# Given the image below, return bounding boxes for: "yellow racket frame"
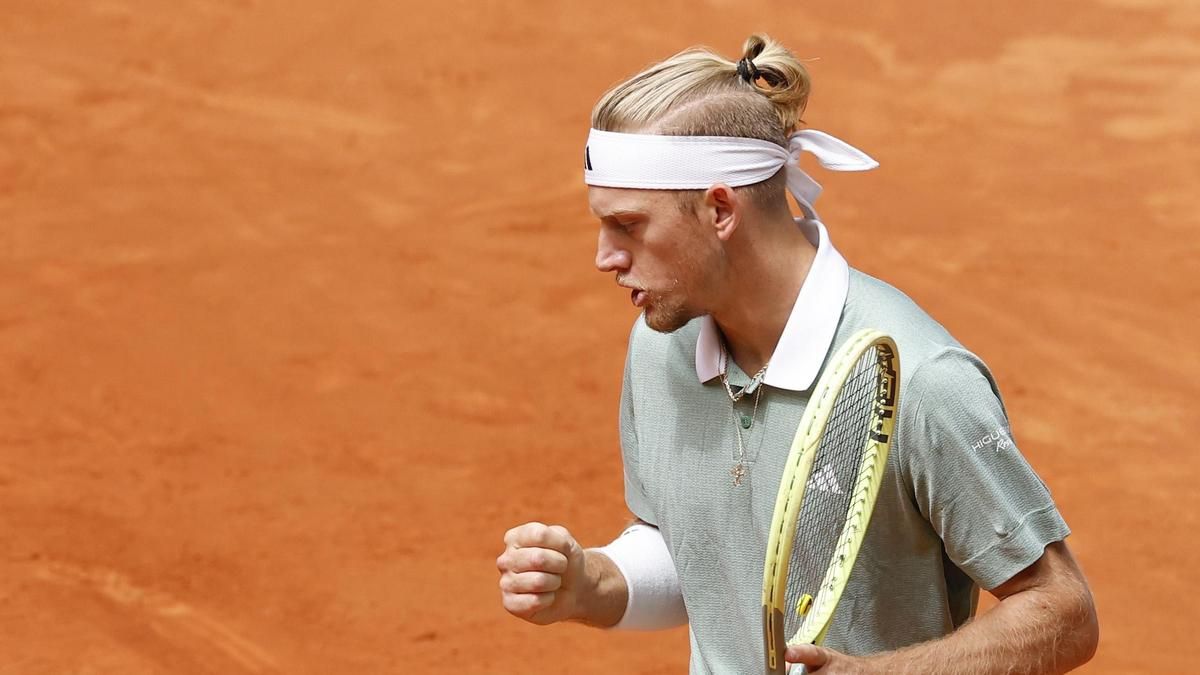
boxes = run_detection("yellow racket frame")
[762,329,899,673]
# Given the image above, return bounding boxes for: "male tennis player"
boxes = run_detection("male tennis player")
[497,35,1098,673]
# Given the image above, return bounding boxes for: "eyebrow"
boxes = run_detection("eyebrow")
[592,207,645,219]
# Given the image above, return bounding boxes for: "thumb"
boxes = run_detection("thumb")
[547,525,586,582]
[785,643,832,668]
[548,525,585,561]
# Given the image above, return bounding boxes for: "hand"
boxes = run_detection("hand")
[786,644,871,674]
[496,522,588,625]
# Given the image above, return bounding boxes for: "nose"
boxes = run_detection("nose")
[595,229,631,273]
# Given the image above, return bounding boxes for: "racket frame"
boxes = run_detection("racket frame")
[761,329,900,673]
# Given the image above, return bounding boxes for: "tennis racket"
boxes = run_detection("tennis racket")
[761,328,900,674]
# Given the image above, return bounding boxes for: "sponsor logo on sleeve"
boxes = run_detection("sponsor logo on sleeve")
[971,429,1012,453]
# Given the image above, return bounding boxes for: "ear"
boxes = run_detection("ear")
[703,183,740,242]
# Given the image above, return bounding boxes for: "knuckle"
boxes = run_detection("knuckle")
[513,522,549,546]
[502,572,521,592]
[505,522,544,545]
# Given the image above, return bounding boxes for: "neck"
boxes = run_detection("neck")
[710,212,815,378]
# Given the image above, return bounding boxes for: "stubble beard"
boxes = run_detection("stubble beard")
[642,279,696,334]
[638,218,720,334]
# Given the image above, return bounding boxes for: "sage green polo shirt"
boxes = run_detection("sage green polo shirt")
[618,221,1070,674]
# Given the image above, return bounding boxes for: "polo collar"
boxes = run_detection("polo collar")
[694,219,849,392]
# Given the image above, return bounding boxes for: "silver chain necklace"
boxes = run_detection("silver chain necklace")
[719,345,768,486]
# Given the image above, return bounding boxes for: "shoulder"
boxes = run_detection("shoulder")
[839,269,1007,421]
[909,347,998,395]
[898,345,1014,469]
[840,269,984,387]
[842,269,955,358]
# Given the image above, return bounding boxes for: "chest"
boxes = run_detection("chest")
[631,383,811,551]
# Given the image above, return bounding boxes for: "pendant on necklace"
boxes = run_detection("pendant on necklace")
[739,413,753,429]
[731,461,746,486]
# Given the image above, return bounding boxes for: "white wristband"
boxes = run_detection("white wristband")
[590,523,688,630]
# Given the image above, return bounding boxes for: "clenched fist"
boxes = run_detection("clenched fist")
[496,522,628,627]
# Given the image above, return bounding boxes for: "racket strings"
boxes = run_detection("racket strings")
[783,346,882,640]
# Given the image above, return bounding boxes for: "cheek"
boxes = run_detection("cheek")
[675,233,720,276]
[639,214,717,284]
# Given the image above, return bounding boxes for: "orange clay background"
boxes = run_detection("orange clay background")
[1,1,1198,673]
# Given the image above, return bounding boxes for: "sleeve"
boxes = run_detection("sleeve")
[620,320,658,526]
[899,347,1071,590]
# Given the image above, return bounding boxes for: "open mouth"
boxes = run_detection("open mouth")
[631,288,648,307]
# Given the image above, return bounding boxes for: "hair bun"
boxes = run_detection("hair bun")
[738,34,810,132]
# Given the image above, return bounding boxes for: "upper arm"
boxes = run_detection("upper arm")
[990,540,1090,601]
[900,348,1071,590]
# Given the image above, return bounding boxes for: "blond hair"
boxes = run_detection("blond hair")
[591,35,812,211]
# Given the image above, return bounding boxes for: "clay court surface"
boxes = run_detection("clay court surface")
[1,1,1197,672]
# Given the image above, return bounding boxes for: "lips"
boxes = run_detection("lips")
[619,277,649,307]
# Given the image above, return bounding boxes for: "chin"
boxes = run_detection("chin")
[643,302,696,334]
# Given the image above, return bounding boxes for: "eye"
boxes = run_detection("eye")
[600,216,638,235]
[618,214,647,232]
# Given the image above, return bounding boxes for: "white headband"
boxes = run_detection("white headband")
[583,128,878,220]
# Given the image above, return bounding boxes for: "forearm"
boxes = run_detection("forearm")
[585,523,688,630]
[569,549,629,627]
[866,581,1098,674]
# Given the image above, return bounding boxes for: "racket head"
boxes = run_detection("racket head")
[762,329,900,673]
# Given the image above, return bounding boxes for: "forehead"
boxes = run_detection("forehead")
[587,186,676,218]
